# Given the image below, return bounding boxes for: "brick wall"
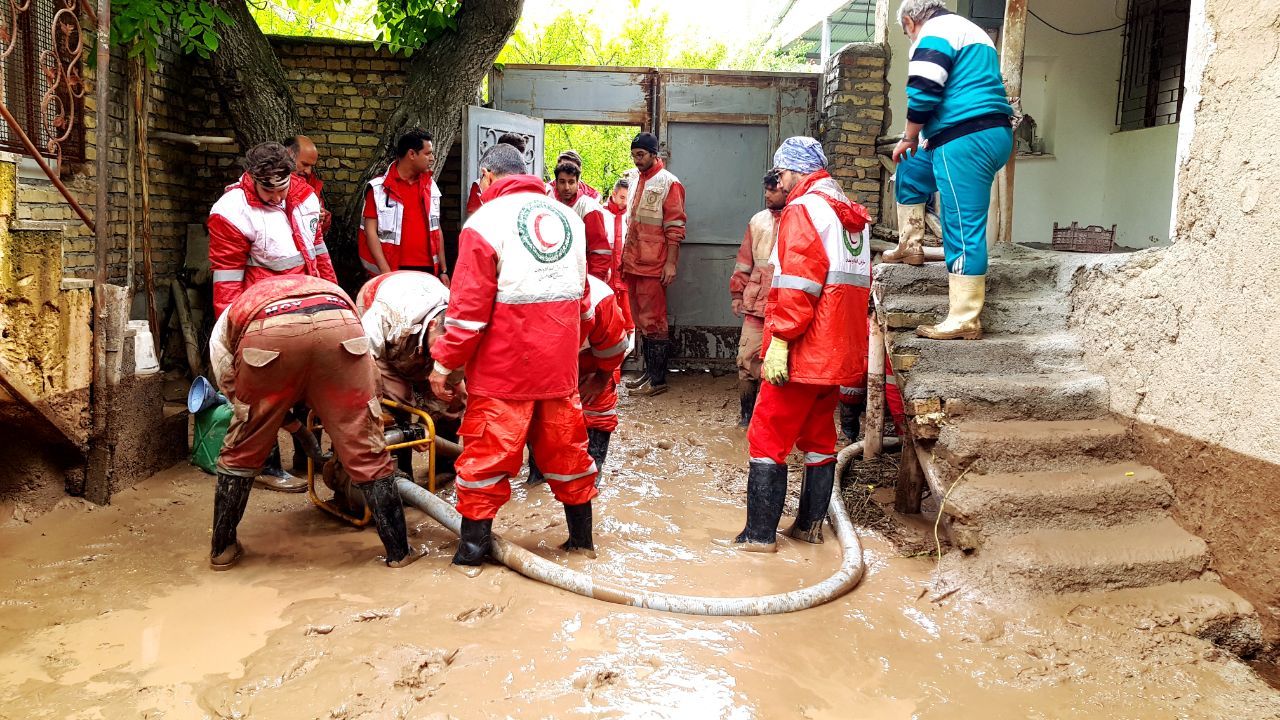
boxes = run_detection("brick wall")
[820,43,890,223]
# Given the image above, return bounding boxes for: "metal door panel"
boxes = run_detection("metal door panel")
[461,106,545,221]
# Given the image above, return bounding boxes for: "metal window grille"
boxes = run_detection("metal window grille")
[1116,0,1190,131]
[0,0,86,161]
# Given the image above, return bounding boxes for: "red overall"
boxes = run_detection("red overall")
[747,170,872,465]
[621,159,686,339]
[581,276,629,431]
[433,175,598,521]
[604,198,635,333]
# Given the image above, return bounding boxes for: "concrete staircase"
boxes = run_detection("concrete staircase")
[875,246,1263,656]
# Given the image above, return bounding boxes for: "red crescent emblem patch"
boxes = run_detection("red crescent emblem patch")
[533,212,558,249]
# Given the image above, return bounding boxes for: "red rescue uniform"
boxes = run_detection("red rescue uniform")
[581,275,629,432]
[433,174,598,521]
[747,170,872,465]
[358,162,446,277]
[556,188,614,282]
[603,197,635,333]
[621,159,686,339]
[208,173,336,317]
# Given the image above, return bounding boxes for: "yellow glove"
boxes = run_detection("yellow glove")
[762,336,790,386]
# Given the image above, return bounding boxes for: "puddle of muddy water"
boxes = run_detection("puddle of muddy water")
[2,375,1279,720]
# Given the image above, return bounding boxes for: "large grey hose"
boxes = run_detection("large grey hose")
[395,438,898,616]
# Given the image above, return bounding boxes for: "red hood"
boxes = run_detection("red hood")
[232,172,314,213]
[481,174,549,203]
[606,199,625,214]
[787,169,869,235]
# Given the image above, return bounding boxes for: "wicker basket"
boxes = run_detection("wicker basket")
[1052,222,1116,253]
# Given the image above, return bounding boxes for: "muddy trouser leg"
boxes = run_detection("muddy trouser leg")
[839,383,866,442]
[586,429,611,482]
[737,316,764,427]
[529,394,599,551]
[452,396,536,565]
[788,386,839,543]
[623,274,650,388]
[211,474,253,566]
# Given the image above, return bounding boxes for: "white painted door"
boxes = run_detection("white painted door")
[461,106,545,221]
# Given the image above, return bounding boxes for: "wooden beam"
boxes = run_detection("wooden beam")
[894,430,925,514]
[0,361,86,452]
[995,0,1028,245]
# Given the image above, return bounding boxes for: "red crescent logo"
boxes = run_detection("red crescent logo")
[533,212,557,249]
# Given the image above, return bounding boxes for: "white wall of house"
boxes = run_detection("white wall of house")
[883,0,1177,248]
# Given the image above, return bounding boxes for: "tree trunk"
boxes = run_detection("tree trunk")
[207,0,301,148]
[332,0,524,280]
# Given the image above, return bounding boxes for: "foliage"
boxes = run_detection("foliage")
[110,0,231,68]
[250,0,377,40]
[545,124,636,195]
[370,0,459,54]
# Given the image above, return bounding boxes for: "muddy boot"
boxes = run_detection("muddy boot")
[396,448,414,477]
[717,462,788,553]
[633,338,670,397]
[526,442,546,485]
[884,203,927,265]
[359,474,425,568]
[256,447,306,493]
[561,501,595,557]
[917,273,985,341]
[210,474,253,570]
[290,428,324,475]
[786,462,836,544]
[840,400,864,442]
[737,378,758,428]
[452,517,493,576]
[624,338,651,390]
[586,429,611,482]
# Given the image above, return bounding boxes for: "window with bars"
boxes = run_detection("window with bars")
[1117,0,1190,131]
[0,0,86,161]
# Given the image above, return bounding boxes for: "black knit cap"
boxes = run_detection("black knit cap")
[631,132,660,155]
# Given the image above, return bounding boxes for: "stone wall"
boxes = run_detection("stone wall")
[1069,1,1280,642]
[820,43,890,223]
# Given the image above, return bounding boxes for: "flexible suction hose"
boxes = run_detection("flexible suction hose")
[395,437,899,616]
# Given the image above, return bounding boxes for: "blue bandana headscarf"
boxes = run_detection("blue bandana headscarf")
[772,136,827,173]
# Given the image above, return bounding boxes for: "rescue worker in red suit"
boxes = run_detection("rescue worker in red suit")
[283,135,331,238]
[466,133,529,216]
[553,160,613,281]
[621,132,687,398]
[528,274,628,485]
[603,177,636,340]
[359,128,448,282]
[208,142,337,492]
[207,275,424,570]
[428,143,599,574]
[548,150,601,200]
[723,137,871,552]
[729,171,786,427]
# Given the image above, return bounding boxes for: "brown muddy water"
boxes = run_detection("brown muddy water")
[2,375,1278,719]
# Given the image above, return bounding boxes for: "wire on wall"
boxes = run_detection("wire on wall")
[1029,8,1125,35]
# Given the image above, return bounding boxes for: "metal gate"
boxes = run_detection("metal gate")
[488,65,820,366]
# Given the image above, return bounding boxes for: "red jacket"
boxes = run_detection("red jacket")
[299,172,331,235]
[730,208,780,319]
[764,170,872,386]
[208,173,336,317]
[621,159,686,278]
[466,180,483,215]
[557,188,613,282]
[432,175,590,401]
[604,198,634,332]
[357,163,446,276]
[580,275,628,379]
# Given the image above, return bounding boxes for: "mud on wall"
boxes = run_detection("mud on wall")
[1069,0,1280,641]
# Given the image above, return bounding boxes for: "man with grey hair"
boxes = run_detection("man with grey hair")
[428,142,600,575]
[884,0,1013,341]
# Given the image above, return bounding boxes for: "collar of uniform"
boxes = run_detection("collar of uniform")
[606,199,625,214]
[299,171,323,194]
[786,168,833,204]
[555,186,583,208]
[382,162,429,203]
[236,172,290,211]
[481,174,548,203]
[639,158,666,181]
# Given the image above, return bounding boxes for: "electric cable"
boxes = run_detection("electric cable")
[1028,8,1125,36]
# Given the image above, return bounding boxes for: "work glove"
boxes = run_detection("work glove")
[762,337,790,386]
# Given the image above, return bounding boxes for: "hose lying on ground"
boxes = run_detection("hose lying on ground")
[394,437,899,617]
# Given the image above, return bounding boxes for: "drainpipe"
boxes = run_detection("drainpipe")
[87,0,113,504]
[821,17,832,71]
[995,0,1027,245]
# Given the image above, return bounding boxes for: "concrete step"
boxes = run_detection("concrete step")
[903,370,1110,422]
[874,255,1067,297]
[882,293,1070,334]
[1054,580,1263,657]
[980,517,1209,593]
[944,461,1173,549]
[891,332,1084,374]
[935,418,1130,475]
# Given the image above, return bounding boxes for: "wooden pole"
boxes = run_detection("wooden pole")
[169,279,204,378]
[865,316,885,460]
[995,0,1027,245]
[894,430,925,514]
[874,0,890,46]
[87,0,113,504]
[133,62,159,346]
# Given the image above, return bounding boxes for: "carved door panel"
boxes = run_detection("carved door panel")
[461,106,545,221]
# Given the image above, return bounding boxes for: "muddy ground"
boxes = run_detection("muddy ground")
[2,374,1279,719]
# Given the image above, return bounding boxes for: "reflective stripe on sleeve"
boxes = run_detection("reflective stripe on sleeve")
[733,262,752,273]
[444,317,487,332]
[826,271,871,288]
[213,269,245,282]
[592,339,628,358]
[773,274,822,297]
[247,253,304,271]
[314,243,330,256]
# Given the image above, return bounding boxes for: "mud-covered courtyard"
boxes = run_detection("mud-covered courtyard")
[2,375,1278,719]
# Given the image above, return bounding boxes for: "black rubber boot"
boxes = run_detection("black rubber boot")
[452,517,493,574]
[738,379,758,428]
[526,440,546,485]
[256,446,306,492]
[624,337,651,389]
[648,338,670,388]
[211,474,253,570]
[561,501,595,555]
[396,448,414,476]
[586,429,611,481]
[358,474,423,568]
[291,429,324,475]
[721,462,788,552]
[786,462,837,544]
[840,401,864,442]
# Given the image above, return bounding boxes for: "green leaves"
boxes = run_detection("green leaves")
[371,0,460,55]
[111,0,229,69]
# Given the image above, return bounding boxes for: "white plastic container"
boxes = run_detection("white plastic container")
[128,320,160,376]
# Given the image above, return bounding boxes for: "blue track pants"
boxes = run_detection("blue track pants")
[895,127,1013,276]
